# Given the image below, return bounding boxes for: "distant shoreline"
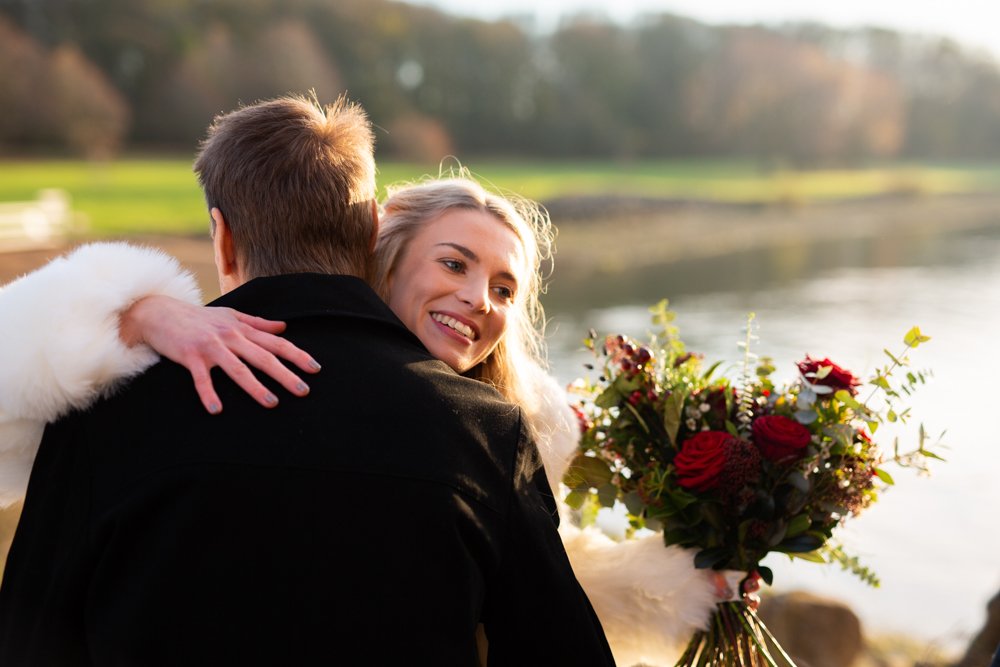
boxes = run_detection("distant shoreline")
[550,191,1000,279]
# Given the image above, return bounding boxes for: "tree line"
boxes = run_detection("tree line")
[2,0,999,165]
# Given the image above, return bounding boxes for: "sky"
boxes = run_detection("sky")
[406,0,1000,60]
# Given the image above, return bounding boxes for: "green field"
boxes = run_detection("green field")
[1,158,998,235]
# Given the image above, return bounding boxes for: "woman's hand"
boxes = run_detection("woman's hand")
[120,295,321,414]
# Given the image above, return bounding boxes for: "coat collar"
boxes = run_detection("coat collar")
[207,273,417,342]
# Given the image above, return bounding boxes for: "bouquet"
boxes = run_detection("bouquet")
[565,300,941,666]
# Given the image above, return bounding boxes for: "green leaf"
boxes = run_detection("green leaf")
[597,483,618,508]
[887,409,897,423]
[694,547,731,569]
[787,550,827,564]
[757,566,774,586]
[563,489,587,510]
[662,391,686,446]
[785,513,811,538]
[873,468,895,485]
[702,360,723,381]
[866,420,879,435]
[776,533,825,553]
[835,390,863,410]
[814,365,833,380]
[784,471,811,494]
[871,376,892,391]
[903,326,931,348]
[622,490,645,515]
[563,454,613,489]
[594,384,622,409]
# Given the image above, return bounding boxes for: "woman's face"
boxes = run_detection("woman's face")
[386,208,526,373]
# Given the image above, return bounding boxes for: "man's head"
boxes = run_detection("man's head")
[193,94,377,291]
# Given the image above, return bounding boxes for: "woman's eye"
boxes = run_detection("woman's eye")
[492,285,515,301]
[441,259,464,272]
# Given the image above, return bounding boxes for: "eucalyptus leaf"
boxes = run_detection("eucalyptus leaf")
[903,326,931,347]
[785,470,811,494]
[815,365,833,380]
[835,390,862,410]
[787,550,827,564]
[873,468,895,485]
[795,410,818,425]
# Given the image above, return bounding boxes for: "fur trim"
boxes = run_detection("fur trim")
[0,242,201,422]
[0,242,200,507]
[560,525,717,667]
[0,415,44,507]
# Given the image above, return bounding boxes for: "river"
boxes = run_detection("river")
[542,220,1000,654]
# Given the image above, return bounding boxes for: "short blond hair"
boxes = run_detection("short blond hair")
[194,93,376,280]
[373,174,555,413]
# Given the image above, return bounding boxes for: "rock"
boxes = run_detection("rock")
[758,590,864,667]
[954,588,1000,667]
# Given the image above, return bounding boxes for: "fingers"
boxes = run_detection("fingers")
[190,363,224,415]
[225,338,311,400]
[212,348,284,409]
[246,328,322,374]
[234,311,287,335]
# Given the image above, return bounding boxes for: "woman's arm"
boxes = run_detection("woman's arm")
[0,242,321,422]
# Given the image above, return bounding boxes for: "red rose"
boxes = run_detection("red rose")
[674,431,731,491]
[796,355,860,396]
[752,415,811,462]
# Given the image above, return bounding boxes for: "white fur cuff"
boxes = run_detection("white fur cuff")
[0,242,202,422]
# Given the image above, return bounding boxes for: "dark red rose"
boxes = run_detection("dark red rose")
[674,431,731,491]
[752,415,811,462]
[796,355,860,396]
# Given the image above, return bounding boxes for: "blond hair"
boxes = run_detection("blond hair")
[194,93,376,280]
[373,174,555,416]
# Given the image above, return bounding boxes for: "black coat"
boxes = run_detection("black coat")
[0,274,614,666]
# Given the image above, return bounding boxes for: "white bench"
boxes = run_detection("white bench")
[0,189,75,251]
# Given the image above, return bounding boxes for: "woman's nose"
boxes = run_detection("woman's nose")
[458,279,490,312]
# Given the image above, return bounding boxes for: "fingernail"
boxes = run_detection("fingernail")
[296,382,310,395]
[208,403,222,415]
[264,392,279,406]
[308,359,322,371]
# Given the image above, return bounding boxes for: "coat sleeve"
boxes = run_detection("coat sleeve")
[0,242,200,505]
[527,369,718,666]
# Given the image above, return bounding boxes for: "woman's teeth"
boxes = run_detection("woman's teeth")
[432,313,475,339]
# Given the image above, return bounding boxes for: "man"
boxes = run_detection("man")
[0,95,614,665]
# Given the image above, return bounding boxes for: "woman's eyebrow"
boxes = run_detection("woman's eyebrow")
[436,242,477,261]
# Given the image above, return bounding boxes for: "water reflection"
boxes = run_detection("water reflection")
[542,221,1000,653]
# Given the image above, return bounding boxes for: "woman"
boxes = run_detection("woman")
[0,176,717,666]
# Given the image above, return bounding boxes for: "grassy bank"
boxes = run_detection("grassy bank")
[1,158,999,235]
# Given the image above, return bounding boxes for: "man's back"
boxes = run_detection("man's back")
[0,274,613,666]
